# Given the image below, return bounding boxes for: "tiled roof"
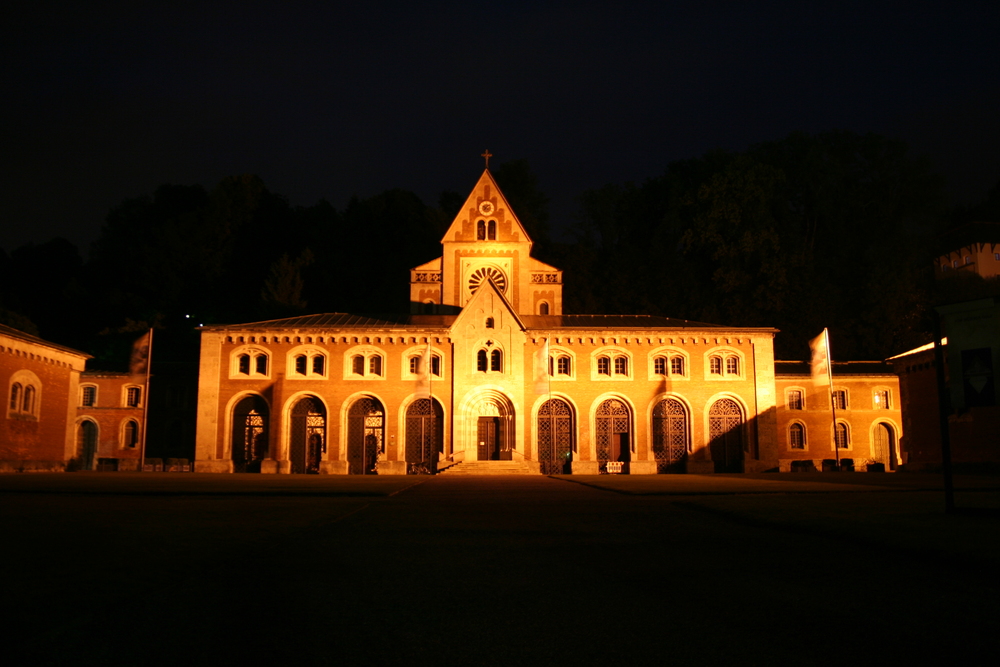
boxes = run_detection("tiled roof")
[201,313,456,330]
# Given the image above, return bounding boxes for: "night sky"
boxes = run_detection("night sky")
[4,1,999,254]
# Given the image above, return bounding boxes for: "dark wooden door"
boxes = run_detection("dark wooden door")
[477,417,501,460]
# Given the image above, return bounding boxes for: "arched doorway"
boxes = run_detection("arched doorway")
[348,397,384,475]
[538,398,574,474]
[596,398,631,472]
[709,398,744,473]
[405,398,443,473]
[77,420,97,471]
[290,396,326,474]
[470,393,514,461]
[232,395,268,473]
[872,422,898,471]
[653,398,689,473]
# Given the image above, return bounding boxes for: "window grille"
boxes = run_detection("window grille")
[788,390,803,410]
[790,423,805,449]
[832,390,847,410]
[874,390,889,409]
[835,423,849,448]
[81,386,96,407]
[126,387,141,407]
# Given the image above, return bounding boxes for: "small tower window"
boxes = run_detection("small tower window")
[477,220,486,240]
[490,349,503,372]
[485,317,494,329]
[487,220,496,240]
[539,302,549,315]
[477,349,488,372]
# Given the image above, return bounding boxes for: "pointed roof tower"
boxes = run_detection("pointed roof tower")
[410,157,562,317]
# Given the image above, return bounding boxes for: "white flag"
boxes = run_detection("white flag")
[130,330,152,377]
[533,338,550,395]
[416,340,431,398]
[809,329,830,387]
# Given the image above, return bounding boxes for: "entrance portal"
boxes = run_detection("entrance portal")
[290,396,325,474]
[232,395,268,473]
[709,398,744,473]
[596,399,632,472]
[477,417,503,460]
[873,422,898,471]
[348,397,384,474]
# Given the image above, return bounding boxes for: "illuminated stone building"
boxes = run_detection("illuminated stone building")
[193,168,792,474]
[1,323,90,472]
[775,361,903,472]
[75,370,146,471]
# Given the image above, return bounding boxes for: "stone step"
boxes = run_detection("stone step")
[438,461,534,475]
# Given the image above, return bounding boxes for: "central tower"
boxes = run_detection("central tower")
[409,167,563,315]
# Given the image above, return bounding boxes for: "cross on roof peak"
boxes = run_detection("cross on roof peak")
[481,149,493,169]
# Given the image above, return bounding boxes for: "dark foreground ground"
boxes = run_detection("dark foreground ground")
[3,472,999,666]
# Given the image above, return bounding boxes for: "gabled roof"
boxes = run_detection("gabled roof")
[0,322,91,359]
[452,278,526,331]
[441,169,532,245]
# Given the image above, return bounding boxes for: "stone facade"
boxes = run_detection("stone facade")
[775,362,903,472]
[75,371,146,471]
[1,323,90,472]
[194,169,788,474]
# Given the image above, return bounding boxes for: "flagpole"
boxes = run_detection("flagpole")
[139,328,153,472]
[825,328,839,469]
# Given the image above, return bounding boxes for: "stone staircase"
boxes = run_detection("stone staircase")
[437,461,535,475]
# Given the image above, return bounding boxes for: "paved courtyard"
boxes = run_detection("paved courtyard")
[4,472,999,666]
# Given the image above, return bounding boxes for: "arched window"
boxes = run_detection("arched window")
[835,422,850,449]
[654,356,667,375]
[789,423,805,449]
[295,355,308,375]
[477,220,486,240]
[352,355,365,375]
[369,355,383,376]
[539,302,549,315]
[709,356,723,375]
[490,349,502,372]
[487,220,496,240]
[670,356,684,376]
[123,420,139,448]
[254,353,268,375]
[238,354,251,375]
[477,349,488,372]
[614,356,628,376]
[597,356,611,376]
[23,385,36,414]
[312,355,325,375]
[10,383,22,411]
[596,399,631,468]
[557,356,571,375]
[726,356,739,375]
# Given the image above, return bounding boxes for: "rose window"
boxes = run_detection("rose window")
[468,267,507,294]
